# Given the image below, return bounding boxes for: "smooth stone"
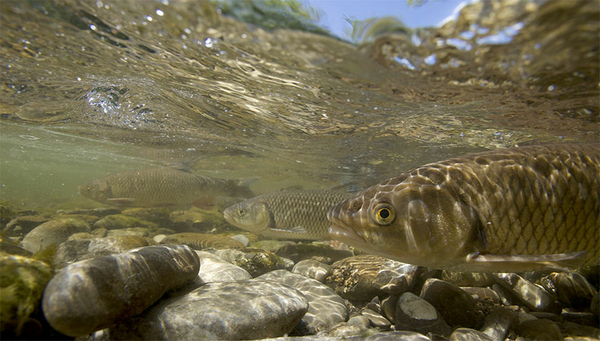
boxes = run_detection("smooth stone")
[292,259,331,283]
[480,306,517,341]
[441,271,496,287]
[420,278,482,329]
[213,248,294,277]
[258,270,347,334]
[106,280,309,340]
[515,318,564,341]
[540,272,597,310]
[229,234,250,246]
[365,331,431,341]
[105,227,154,237]
[120,207,172,226]
[327,255,419,301]
[460,287,501,304]
[361,308,391,329]
[494,273,561,313]
[42,245,199,337]
[491,283,514,306]
[21,218,90,253]
[449,328,493,341]
[562,321,600,339]
[561,310,598,328]
[53,236,154,269]
[347,315,371,329]
[395,292,451,336]
[153,234,167,243]
[169,207,231,233]
[196,251,251,282]
[93,214,157,230]
[329,316,370,338]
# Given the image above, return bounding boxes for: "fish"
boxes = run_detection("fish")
[327,143,600,272]
[79,167,256,207]
[223,189,353,240]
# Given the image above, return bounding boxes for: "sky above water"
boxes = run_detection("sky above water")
[306,0,473,38]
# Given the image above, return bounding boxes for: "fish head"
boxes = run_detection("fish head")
[78,178,112,203]
[328,176,478,268]
[223,198,272,234]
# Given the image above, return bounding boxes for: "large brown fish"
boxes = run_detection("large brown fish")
[79,168,255,207]
[328,144,599,272]
[223,190,352,240]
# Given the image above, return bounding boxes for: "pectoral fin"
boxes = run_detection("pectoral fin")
[270,226,308,234]
[466,252,587,272]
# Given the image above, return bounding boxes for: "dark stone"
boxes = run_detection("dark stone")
[395,292,451,336]
[540,272,596,310]
[42,245,199,336]
[420,278,482,329]
[449,328,493,341]
[493,273,561,313]
[479,307,517,341]
[515,319,564,341]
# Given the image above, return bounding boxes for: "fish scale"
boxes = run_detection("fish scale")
[328,143,599,272]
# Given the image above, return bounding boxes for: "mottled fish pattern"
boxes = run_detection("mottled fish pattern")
[328,144,599,272]
[224,190,352,240]
[79,168,254,207]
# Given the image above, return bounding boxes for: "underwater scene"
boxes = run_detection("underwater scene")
[1,0,599,339]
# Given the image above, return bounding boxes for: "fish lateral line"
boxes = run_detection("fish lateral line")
[269,226,308,234]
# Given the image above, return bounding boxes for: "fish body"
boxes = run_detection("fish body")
[79,168,254,207]
[328,144,600,272]
[223,190,352,240]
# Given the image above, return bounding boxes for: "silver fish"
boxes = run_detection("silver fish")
[79,167,255,207]
[223,190,352,240]
[328,144,600,272]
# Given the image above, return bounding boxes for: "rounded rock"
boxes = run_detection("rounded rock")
[292,259,331,282]
[42,245,199,337]
[395,292,451,336]
[21,219,90,253]
[420,278,482,329]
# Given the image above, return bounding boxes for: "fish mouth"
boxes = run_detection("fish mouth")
[327,204,368,245]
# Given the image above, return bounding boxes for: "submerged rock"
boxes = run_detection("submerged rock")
[515,318,564,341]
[292,259,331,283]
[4,216,50,237]
[53,236,154,269]
[395,292,451,336]
[275,242,354,264]
[42,245,199,337]
[258,270,347,334]
[105,280,309,340]
[213,248,294,277]
[540,272,597,310]
[0,254,53,338]
[420,278,482,329]
[493,273,561,313]
[21,218,90,253]
[327,255,419,301]
[480,307,517,341]
[196,251,252,282]
[448,328,494,341]
[93,214,157,230]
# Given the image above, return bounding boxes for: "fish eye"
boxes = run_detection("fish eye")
[373,203,395,225]
[86,185,91,190]
[238,208,245,216]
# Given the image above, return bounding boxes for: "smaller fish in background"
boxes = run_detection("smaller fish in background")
[223,189,352,240]
[79,167,256,208]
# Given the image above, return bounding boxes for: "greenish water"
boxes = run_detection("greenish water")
[1,0,598,209]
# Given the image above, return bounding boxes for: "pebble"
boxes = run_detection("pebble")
[93,214,157,230]
[160,232,245,250]
[329,316,370,338]
[381,295,399,323]
[229,234,250,246]
[258,269,347,334]
[493,273,561,313]
[515,318,564,341]
[105,280,309,340]
[365,331,431,341]
[540,272,597,310]
[460,286,501,304]
[292,259,331,282]
[361,308,391,329]
[21,218,90,253]
[42,245,199,337]
[327,255,419,301]
[480,306,517,341]
[448,328,494,341]
[213,248,294,277]
[53,235,154,268]
[420,278,482,329]
[395,292,451,336]
[0,254,53,338]
[196,251,252,282]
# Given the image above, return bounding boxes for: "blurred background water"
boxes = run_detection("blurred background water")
[1,0,598,210]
